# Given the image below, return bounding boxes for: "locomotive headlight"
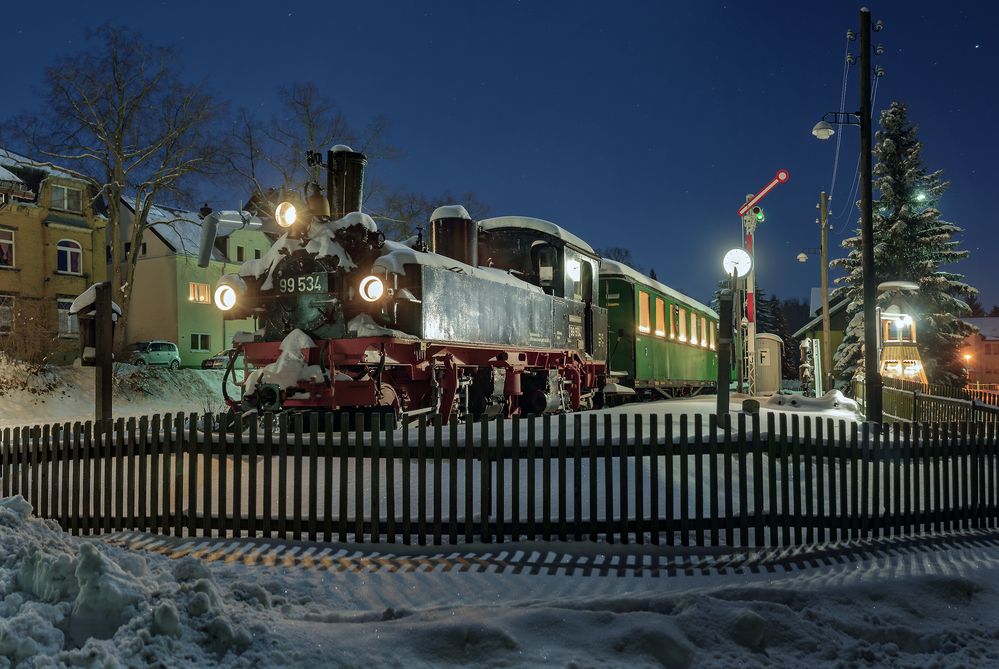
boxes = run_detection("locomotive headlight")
[359,275,385,302]
[214,274,246,312]
[275,201,297,228]
[215,285,237,311]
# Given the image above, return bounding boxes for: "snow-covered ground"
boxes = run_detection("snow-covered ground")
[4,494,999,668]
[0,356,239,428]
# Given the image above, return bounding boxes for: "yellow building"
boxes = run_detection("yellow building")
[121,199,272,367]
[0,148,106,363]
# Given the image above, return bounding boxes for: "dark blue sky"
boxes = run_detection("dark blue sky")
[3,1,996,308]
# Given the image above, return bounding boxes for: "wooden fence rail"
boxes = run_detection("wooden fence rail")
[855,380,999,424]
[1,412,997,548]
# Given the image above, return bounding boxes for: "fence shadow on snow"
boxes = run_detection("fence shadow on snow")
[1,411,997,549]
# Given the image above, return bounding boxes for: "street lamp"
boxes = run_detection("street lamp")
[811,8,885,422]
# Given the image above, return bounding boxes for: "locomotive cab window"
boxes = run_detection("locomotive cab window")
[638,290,651,334]
[531,242,560,296]
[654,297,666,337]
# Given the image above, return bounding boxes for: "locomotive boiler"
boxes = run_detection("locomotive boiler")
[206,146,609,423]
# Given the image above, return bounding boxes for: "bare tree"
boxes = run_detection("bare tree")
[228,82,397,201]
[368,189,492,241]
[1,25,227,351]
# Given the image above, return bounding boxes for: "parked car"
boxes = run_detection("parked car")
[201,349,237,369]
[123,341,181,369]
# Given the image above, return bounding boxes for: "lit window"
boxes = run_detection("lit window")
[50,184,83,213]
[57,298,79,336]
[670,305,677,339]
[188,282,210,304]
[0,295,13,334]
[190,333,211,351]
[690,311,698,346]
[0,229,13,268]
[678,308,687,341]
[654,297,666,337]
[701,316,708,347]
[56,239,83,274]
[638,290,651,334]
[710,322,716,350]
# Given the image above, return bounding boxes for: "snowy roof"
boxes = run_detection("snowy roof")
[809,287,823,316]
[965,317,999,340]
[599,258,717,318]
[0,147,83,181]
[479,216,595,254]
[0,164,24,186]
[68,283,123,320]
[122,197,227,261]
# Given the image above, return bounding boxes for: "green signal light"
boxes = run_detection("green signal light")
[755,211,765,221]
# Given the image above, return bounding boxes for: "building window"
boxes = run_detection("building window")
[254,249,261,260]
[57,298,79,336]
[190,333,211,352]
[56,239,83,275]
[678,307,687,342]
[236,246,244,262]
[141,242,147,256]
[50,184,83,213]
[690,311,698,347]
[638,290,651,334]
[0,230,13,268]
[188,282,210,304]
[0,295,13,334]
[654,297,666,337]
[701,316,708,347]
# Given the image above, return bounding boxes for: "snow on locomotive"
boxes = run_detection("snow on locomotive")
[206,146,609,423]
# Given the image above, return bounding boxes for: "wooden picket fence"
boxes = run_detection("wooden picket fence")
[1,412,998,548]
[854,378,999,423]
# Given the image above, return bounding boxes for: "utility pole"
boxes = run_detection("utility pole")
[859,7,882,422]
[819,191,833,393]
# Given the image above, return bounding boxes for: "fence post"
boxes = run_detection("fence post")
[913,390,920,424]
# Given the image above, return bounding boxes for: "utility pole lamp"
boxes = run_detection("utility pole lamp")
[811,7,885,422]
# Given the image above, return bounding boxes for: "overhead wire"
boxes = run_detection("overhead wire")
[832,70,880,234]
[827,40,851,199]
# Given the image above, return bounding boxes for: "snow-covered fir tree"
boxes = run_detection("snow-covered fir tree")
[831,101,975,385]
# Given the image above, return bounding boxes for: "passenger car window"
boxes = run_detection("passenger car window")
[638,291,651,333]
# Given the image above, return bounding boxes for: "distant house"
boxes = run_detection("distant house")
[0,148,107,363]
[120,198,272,367]
[961,317,999,385]
[792,294,848,378]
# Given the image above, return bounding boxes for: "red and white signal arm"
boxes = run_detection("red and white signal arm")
[737,169,790,217]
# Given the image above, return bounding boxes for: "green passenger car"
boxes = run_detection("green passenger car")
[600,259,718,397]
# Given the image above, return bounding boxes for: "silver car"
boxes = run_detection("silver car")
[124,341,182,369]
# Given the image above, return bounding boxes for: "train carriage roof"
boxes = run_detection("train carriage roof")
[478,216,595,255]
[599,258,718,318]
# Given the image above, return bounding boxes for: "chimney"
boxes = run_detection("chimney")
[430,205,477,267]
[326,144,367,220]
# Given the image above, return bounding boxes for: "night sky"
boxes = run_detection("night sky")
[2,1,996,309]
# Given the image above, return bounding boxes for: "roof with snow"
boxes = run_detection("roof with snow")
[0,147,81,181]
[479,216,595,254]
[599,258,717,318]
[122,197,229,261]
[793,298,848,339]
[965,317,999,340]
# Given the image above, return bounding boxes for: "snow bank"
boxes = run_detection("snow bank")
[243,329,323,396]
[0,496,269,666]
[764,390,862,419]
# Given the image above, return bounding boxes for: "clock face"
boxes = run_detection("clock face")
[723,248,752,278]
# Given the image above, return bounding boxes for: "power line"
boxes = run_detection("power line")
[828,40,852,199]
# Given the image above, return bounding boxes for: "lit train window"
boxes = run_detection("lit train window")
[701,316,708,347]
[690,311,698,346]
[654,297,666,337]
[670,305,678,338]
[709,322,716,350]
[678,308,687,341]
[638,291,651,333]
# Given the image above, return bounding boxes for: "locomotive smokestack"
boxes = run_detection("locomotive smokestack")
[430,205,477,267]
[326,144,367,219]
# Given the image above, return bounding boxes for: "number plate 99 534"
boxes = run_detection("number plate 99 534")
[277,273,327,294]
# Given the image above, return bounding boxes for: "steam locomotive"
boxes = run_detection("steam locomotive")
[206,146,717,423]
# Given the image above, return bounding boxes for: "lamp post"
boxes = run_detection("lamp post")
[811,7,884,422]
